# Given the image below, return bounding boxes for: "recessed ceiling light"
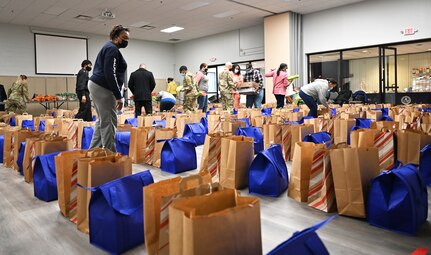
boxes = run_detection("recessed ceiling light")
[427,48,431,51]
[160,26,184,33]
[213,10,240,18]
[181,1,209,11]
[361,50,368,53]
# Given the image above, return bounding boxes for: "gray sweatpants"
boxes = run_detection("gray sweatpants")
[88,80,117,152]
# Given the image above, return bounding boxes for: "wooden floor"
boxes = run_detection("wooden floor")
[0,145,430,255]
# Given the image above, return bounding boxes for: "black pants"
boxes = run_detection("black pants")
[75,91,92,121]
[160,101,175,112]
[274,94,285,108]
[135,100,152,117]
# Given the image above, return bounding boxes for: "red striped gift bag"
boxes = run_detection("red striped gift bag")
[307,147,336,212]
[281,125,292,161]
[263,124,282,149]
[200,133,228,182]
[374,129,395,171]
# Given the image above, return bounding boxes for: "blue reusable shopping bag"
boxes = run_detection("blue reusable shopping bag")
[419,144,431,186]
[89,170,154,255]
[116,131,131,156]
[293,107,300,113]
[82,126,94,150]
[249,144,288,197]
[17,142,26,176]
[161,138,197,174]
[125,118,138,127]
[0,135,4,163]
[355,118,372,129]
[367,164,428,235]
[303,132,332,148]
[268,216,335,255]
[153,120,166,128]
[38,120,46,131]
[234,118,250,127]
[10,117,16,126]
[236,127,263,154]
[262,108,272,116]
[22,119,35,131]
[200,117,208,133]
[183,123,206,146]
[33,151,62,202]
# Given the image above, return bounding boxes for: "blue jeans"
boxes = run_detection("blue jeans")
[245,89,263,108]
[197,95,208,112]
[299,90,318,118]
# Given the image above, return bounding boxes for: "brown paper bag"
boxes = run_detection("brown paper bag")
[330,147,380,218]
[396,129,431,165]
[34,115,53,131]
[333,119,355,145]
[117,112,135,125]
[55,150,88,219]
[366,110,382,121]
[252,116,264,128]
[129,127,155,164]
[153,128,177,167]
[169,189,262,255]
[220,120,246,135]
[200,133,229,182]
[77,121,95,149]
[263,124,282,149]
[370,121,399,131]
[76,154,132,233]
[288,142,326,202]
[143,171,211,255]
[219,136,254,189]
[307,146,337,212]
[12,130,42,171]
[290,124,314,159]
[158,173,216,255]
[137,115,162,127]
[351,128,396,173]
[15,113,33,128]
[35,135,73,155]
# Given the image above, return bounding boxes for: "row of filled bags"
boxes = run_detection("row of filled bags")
[0,136,347,255]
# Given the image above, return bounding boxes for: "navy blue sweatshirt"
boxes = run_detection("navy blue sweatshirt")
[90,41,127,99]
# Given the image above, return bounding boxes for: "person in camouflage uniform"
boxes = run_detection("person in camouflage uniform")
[179,65,198,112]
[218,62,235,111]
[6,75,30,114]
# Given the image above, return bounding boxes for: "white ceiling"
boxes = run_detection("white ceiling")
[0,0,367,43]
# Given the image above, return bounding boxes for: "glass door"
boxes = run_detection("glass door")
[379,47,397,104]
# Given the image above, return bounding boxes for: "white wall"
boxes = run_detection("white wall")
[303,0,431,54]
[0,23,175,80]
[173,25,264,81]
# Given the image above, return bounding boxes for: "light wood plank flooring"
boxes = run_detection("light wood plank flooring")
[0,146,430,255]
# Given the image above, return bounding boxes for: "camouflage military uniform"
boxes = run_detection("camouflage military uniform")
[218,68,235,111]
[182,72,198,112]
[6,81,30,114]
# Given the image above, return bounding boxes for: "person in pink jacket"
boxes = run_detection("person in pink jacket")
[232,64,243,110]
[265,63,291,108]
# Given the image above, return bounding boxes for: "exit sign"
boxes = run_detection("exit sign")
[401,27,418,36]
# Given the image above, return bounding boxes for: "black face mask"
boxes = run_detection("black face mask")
[85,66,92,71]
[119,40,128,48]
[204,68,208,73]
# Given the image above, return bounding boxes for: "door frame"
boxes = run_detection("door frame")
[378,46,398,104]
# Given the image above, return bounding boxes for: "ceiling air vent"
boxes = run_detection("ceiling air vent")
[75,15,93,21]
[168,38,181,42]
[140,25,156,30]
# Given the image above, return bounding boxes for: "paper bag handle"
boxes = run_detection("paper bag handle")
[179,174,203,193]
[85,148,112,157]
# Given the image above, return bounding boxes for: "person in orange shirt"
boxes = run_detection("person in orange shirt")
[232,64,243,109]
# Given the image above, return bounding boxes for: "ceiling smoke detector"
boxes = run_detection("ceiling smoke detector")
[100,9,116,19]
